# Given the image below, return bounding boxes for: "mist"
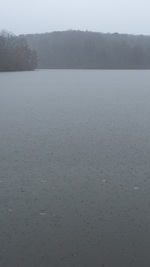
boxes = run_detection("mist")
[1,0,150,36]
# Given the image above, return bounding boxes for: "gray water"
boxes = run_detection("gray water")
[0,70,150,267]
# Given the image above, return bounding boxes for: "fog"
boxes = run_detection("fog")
[1,0,150,35]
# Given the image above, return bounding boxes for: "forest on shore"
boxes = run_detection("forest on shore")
[0,30,37,71]
[24,30,150,69]
[1,30,150,70]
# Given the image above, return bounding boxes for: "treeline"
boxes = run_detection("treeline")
[24,30,150,69]
[0,30,38,71]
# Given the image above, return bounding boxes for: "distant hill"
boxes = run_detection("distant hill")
[24,30,150,69]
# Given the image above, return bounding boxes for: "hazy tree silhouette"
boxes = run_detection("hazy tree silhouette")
[25,30,150,69]
[0,30,38,71]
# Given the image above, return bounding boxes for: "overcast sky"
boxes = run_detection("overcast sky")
[1,0,150,36]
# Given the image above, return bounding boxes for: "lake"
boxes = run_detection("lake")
[0,69,150,266]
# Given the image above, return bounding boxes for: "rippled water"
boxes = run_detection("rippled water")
[1,70,150,266]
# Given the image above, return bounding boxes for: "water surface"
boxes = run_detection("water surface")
[1,70,150,266]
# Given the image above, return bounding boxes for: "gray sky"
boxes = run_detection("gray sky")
[1,0,150,36]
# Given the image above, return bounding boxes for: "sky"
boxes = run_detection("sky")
[1,0,150,36]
